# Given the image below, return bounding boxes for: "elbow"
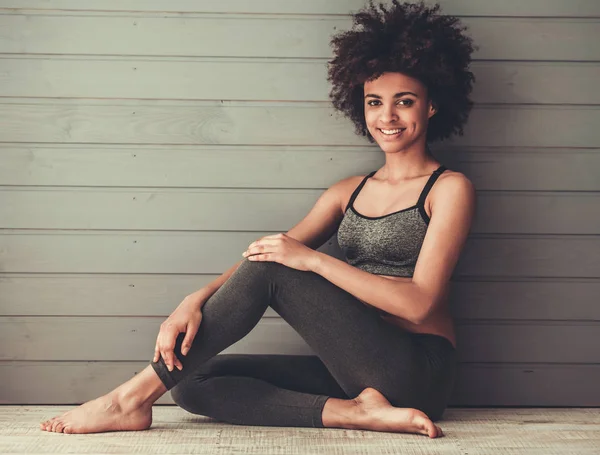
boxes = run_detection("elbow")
[411,301,434,325]
[411,312,426,325]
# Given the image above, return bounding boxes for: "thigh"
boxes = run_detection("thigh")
[252,260,432,408]
[187,353,349,399]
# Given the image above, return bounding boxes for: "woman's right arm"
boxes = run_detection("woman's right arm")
[153,258,246,371]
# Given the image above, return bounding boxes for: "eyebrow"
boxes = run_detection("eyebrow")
[364,92,418,99]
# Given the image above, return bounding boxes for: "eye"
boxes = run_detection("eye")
[366,99,414,107]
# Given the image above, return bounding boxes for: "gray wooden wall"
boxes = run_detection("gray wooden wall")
[1,1,598,406]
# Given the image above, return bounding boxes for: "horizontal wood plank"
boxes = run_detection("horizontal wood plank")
[0,14,599,61]
[1,361,599,406]
[0,102,598,148]
[1,275,598,321]
[4,0,600,17]
[452,364,600,406]
[1,59,599,105]
[1,189,598,235]
[1,317,598,364]
[0,233,598,278]
[2,145,599,191]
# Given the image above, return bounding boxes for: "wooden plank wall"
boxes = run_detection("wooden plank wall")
[0,0,598,406]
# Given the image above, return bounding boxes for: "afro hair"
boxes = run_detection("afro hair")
[327,0,476,143]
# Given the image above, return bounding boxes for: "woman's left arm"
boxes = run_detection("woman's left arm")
[311,173,476,325]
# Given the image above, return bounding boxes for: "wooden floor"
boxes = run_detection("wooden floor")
[1,406,599,454]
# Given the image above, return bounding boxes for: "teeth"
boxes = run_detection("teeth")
[380,128,403,135]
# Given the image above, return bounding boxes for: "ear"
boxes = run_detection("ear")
[428,99,438,119]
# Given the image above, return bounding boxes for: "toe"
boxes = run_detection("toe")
[55,422,65,433]
[423,420,437,438]
[51,419,61,433]
[64,426,72,434]
[412,413,436,438]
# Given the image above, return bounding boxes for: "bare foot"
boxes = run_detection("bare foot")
[39,365,166,434]
[350,387,443,438]
[39,393,152,434]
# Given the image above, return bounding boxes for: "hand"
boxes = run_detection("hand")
[242,233,319,272]
[153,298,204,372]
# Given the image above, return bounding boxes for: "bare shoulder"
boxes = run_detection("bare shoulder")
[438,169,474,189]
[284,173,367,250]
[430,169,477,214]
[334,173,370,212]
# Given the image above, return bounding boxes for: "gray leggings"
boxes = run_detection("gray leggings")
[151,259,457,427]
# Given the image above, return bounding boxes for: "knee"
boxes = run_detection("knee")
[239,258,286,276]
[235,259,301,290]
[170,375,216,415]
[231,258,282,284]
[169,366,213,412]
[169,356,236,411]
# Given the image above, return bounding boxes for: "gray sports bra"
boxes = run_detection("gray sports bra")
[337,165,447,277]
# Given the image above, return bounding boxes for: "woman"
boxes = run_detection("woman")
[40,0,476,438]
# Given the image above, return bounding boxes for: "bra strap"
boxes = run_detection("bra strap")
[344,171,376,212]
[416,165,447,209]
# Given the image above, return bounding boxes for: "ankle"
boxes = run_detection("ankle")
[321,397,363,429]
[113,367,167,410]
[114,387,150,411]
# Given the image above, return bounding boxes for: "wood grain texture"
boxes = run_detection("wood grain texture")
[2,145,599,191]
[1,233,598,277]
[0,101,598,148]
[1,275,598,320]
[1,59,598,105]
[1,0,598,408]
[3,406,600,454]
[1,189,598,234]
[2,362,600,406]
[1,14,599,61]
[1,317,598,364]
[4,0,600,16]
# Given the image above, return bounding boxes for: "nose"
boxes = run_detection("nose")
[379,104,399,124]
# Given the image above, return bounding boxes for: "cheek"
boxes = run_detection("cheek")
[364,110,376,125]
[410,111,430,130]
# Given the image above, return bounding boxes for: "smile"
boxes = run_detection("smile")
[378,128,406,138]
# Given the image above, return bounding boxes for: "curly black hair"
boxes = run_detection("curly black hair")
[327,0,476,143]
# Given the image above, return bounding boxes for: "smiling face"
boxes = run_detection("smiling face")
[363,72,437,152]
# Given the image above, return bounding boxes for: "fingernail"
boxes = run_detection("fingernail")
[177,365,182,371]
[168,365,173,371]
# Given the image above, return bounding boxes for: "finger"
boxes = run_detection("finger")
[153,343,160,363]
[181,323,199,356]
[174,358,183,371]
[160,349,173,371]
[248,253,268,261]
[163,336,178,371]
